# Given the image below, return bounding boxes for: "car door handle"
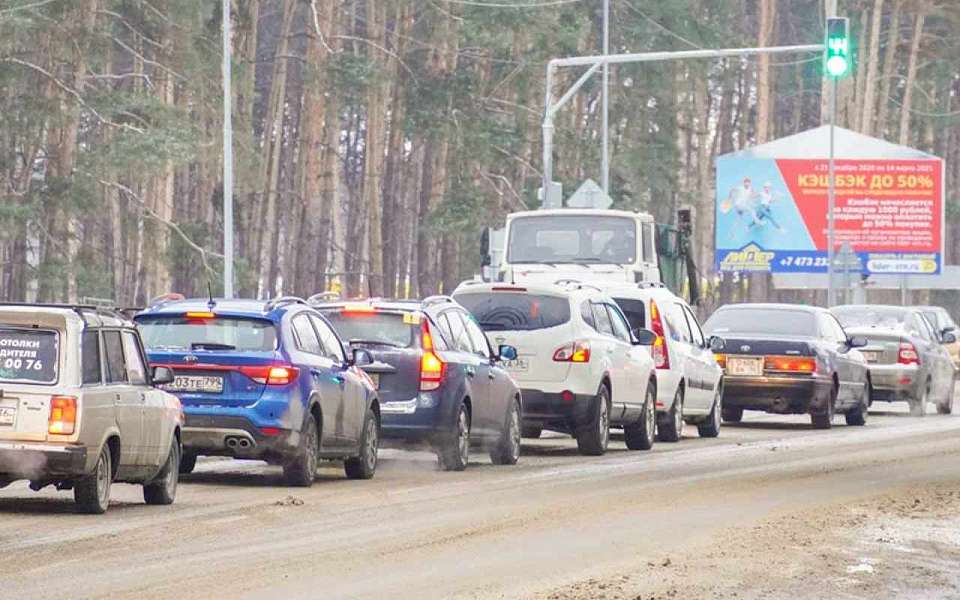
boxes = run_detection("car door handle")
[488,371,495,380]
[465,367,476,378]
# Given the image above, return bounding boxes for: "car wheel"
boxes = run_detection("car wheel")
[624,381,656,451]
[910,380,931,417]
[937,379,954,415]
[811,382,836,429]
[144,438,181,505]
[74,444,112,515]
[657,386,684,443]
[490,400,522,465]
[577,384,611,456]
[283,415,319,487]
[721,406,743,423]
[179,451,197,475]
[345,406,380,480]
[698,386,722,438]
[438,403,471,471]
[521,425,542,439]
[845,382,869,426]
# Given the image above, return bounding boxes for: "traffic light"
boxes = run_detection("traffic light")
[824,17,851,78]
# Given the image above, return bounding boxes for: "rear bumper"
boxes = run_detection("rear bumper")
[378,393,460,444]
[867,364,922,402]
[722,375,833,414]
[520,388,594,432]
[182,414,297,461]
[0,442,88,480]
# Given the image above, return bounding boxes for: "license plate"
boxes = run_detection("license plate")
[861,351,879,363]
[727,357,764,377]
[0,406,15,426]
[503,358,529,372]
[164,375,224,394]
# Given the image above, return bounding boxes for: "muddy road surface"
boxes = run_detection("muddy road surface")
[2,403,960,600]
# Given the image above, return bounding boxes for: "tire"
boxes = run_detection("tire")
[721,406,743,423]
[698,386,722,438]
[179,451,197,475]
[144,438,181,505]
[490,400,522,465]
[910,380,930,417]
[657,386,684,443]
[576,385,611,456]
[845,381,869,426]
[345,406,380,480]
[521,425,542,439]
[811,382,837,429]
[937,380,954,415]
[74,444,112,515]
[624,381,656,451]
[283,415,319,487]
[438,403,471,471]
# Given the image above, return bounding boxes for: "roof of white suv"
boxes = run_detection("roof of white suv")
[453,280,613,302]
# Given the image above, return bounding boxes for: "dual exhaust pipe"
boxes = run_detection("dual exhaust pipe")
[225,436,253,450]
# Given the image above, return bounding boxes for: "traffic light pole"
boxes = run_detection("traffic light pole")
[827,77,838,307]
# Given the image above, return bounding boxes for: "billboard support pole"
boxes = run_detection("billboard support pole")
[827,77,837,307]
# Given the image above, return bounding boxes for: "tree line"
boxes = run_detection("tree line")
[1,0,957,308]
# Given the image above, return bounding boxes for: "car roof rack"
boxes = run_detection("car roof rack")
[553,279,603,293]
[146,292,186,311]
[264,295,306,312]
[0,302,129,327]
[422,295,455,308]
[306,291,341,305]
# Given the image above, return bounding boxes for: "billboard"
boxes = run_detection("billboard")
[715,157,943,274]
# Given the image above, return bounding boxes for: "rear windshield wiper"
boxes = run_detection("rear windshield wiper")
[478,322,510,330]
[191,342,236,351]
[349,339,403,348]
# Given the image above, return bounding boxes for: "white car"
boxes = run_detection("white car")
[453,281,658,455]
[605,284,724,441]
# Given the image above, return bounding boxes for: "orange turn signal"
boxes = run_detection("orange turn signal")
[48,396,77,435]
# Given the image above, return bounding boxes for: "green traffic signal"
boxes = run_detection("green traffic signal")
[825,17,851,78]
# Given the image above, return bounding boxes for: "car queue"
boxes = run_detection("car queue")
[0,290,956,513]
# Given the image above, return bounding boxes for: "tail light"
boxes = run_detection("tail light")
[764,355,816,373]
[649,299,670,369]
[185,311,215,319]
[48,396,77,435]
[553,341,591,363]
[420,320,446,391]
[239,365,299,385]
[898,342,920,365]
[714,354,727,369]
[341,303,376,315]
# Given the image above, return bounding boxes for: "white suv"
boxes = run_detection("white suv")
[453,281,657,455]
[605,284,723,441]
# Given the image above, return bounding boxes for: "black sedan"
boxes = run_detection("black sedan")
[703,303,871,429]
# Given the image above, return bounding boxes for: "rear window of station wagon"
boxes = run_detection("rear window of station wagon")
[456,293,571,331]
[0,327,59,384]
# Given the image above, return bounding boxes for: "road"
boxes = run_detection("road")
[2,403,960,600]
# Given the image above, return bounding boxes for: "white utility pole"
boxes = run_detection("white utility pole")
[601,0,610,194]
[222,0,235,299]
[826,0,838,307]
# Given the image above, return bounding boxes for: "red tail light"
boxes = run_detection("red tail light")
[649,300,670,369]
[553,341,591,363]
[420,320,446,391]
[239,365,299,385]
[48,395,77,435]
[764,355,817,373]
[898,342,920,365]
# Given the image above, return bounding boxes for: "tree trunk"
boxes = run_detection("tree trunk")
[756,0,776,144]
[860,0,885,136]
[875,0,902,137]
[899,10,925,145]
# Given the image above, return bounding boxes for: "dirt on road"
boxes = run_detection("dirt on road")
[2,408,960,600]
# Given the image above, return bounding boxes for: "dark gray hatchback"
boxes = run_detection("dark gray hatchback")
[313,296,522,471]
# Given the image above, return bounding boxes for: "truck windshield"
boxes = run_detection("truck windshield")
[506,215,637,265]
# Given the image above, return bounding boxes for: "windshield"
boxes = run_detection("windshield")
[0,327,59,384]
[832,306,908,329]
[704,308,816,337]
[455,292,571,331]
[506,215,637,264]
[322,311,417,348]
[137,316,277,352]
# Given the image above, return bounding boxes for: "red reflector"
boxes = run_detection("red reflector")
[899,376,913,385]
[655,401,665,408]
[561,390,574,403]
[260,427,282,437]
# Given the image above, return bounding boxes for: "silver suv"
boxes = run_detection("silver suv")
[0,304,183,513]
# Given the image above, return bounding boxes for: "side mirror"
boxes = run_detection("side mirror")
[632,328,657,346]
[942,331,957,344]
[848,335,868,349]
[498,344,518,361]
[708,336,726,352]
[152,366,175,386]
[943,326,956,334]
[351,348,374,367]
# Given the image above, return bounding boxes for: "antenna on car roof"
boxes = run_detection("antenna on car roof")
[207,280,216,310]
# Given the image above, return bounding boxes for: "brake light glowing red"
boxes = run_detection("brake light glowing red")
[553,341,590,363]
[239,365,299,385]
[185,311,215,319]
[420,320,445,391]
[649,300,670,369]
[48,396,77,435]
[341,304,376,315]
[898,342,920,365]
[764,355,816,373]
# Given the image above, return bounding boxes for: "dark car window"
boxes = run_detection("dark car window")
[322,310,416,349]
[592,303,615,336]
[309,315,346,362]
[103,330,128,384]
[613,298,645,332]
[682,305,705,347]
[580,301,596,330]
[292,314,323,355]
[462,313,492,358]
[664,301,692,344]
[704,308,817,337]
[138,316,277,352]
[606,305,632,343]
[82,330,102,385]
[456,292,570,331]
[819,314,847,344]
[441,311,473,354]
[121,331,148,385]
[0,327,59,385]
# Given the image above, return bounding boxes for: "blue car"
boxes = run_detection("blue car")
[313,296,522,471]
[134,296,380,485]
